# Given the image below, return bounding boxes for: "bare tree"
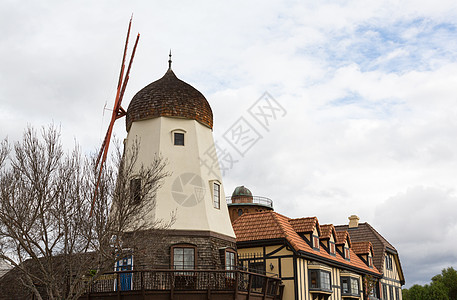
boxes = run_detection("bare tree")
[0,125,173,299]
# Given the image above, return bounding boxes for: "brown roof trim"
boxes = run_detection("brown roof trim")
[164,229,236,243]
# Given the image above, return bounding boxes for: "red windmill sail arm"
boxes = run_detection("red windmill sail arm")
[117,17,132,97]
[116,33,140,120]
[95,18,132,168]
[91,18,139,216]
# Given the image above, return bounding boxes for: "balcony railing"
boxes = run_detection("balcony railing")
[226,196,274,208]
[78,269,283,300]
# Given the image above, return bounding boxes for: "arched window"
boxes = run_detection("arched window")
[171,129,186,146]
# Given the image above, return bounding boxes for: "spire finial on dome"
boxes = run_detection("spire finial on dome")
[168,49,172,70]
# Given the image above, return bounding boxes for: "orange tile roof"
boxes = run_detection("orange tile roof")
[320,224,336,240]
[289,217,319,233]
[233,211,284,242]
[233,211,380,276]
[352,241,373,255]
[335,231,352,247]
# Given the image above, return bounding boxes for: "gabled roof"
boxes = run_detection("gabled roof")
[335,222,405,284]
[289,217,319,234]
[352,241,373,255]
[335,230,352,247]
[233,211,380,276]
[320,224,337,240]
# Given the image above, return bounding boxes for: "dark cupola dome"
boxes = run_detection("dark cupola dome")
[126,68,213,131]
[232,186,253,197]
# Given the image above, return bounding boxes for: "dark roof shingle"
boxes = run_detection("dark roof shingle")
[335,223,399,275]
[126,68,213,131]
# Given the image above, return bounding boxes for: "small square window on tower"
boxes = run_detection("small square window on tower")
[174,132,185,146]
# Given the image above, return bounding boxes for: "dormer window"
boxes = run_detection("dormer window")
[368,256,373,268]
[313,235,320,250]
[329,241,336,255]
[344,247,350,261]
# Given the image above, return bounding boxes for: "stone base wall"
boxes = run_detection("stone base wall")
[125,229,236,270]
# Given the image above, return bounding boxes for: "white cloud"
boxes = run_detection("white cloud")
[374,186,457,286]
[1,0,457,287]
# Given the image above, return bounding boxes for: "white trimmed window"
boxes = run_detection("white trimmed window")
[213,182,220,209]
[171,129,186,146]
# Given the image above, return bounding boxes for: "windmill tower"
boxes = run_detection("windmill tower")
[123,55,236,269]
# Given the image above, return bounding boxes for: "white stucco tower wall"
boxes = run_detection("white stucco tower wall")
[124,66,235,240]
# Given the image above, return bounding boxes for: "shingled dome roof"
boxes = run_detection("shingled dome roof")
[126,68,213,131]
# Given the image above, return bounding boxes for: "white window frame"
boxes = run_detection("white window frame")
[210,180,221,209]
[171,129,186,146]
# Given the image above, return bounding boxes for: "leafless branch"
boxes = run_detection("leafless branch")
[0,125,172,299]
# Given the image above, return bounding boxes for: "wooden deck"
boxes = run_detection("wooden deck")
[79,269,284,300]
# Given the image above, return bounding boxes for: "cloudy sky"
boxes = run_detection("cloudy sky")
[1,0,457,288]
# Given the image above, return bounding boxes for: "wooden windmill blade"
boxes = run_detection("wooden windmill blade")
[95,17,131,168]
[91,18,140,216]
[116,32,140,119]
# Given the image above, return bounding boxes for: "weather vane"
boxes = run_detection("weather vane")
[168,49,172,69]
